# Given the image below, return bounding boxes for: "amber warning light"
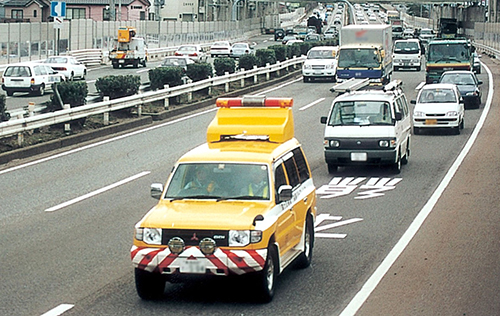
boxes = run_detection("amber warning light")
[216,96,293,108]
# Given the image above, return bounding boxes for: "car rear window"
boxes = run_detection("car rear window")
[4,66,31,77]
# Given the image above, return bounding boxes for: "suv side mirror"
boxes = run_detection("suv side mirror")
[151,183,164,199]
[320,116,327,124]
[278,185,293,202]
[395,112,403,121]
[410,100,416,104]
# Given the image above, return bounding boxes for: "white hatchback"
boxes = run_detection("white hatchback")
[1,62,64,96]
[412,83,464,135]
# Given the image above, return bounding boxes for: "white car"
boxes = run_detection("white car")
[1,62,64,96]
[44,56,87,81]
[412,83,464,135]
[229,42,253,58]
[174,45,207,63]
[158,56,195,72]
[285,39,303,46]
[209,41,231,57]
[302,46,338,82]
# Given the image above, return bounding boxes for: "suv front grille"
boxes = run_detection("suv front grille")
[161,229,229,247]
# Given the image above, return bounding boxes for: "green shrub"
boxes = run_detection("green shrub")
[95,75,141,100]
[287,43,302,59]
[48,81,88,112]
[148,67,184,90]
[0,95,10,121]
[186,63,213,82]
[238,54,258,70]
[268,45,288,62]
[255,49,277,67]
[213,57,236,76]
[299,42,313,56]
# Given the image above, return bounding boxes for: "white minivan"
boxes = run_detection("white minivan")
[320,80,412,174]
[1,62,63,96]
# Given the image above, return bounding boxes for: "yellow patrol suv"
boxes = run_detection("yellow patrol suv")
[131,96,317,302]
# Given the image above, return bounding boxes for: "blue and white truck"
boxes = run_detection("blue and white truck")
[336,24,393,84]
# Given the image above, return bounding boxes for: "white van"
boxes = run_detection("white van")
[393,39,423,71]
[320,80,412,174]
[1,62,63,96]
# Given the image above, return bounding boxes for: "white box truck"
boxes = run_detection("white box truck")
[336,24,393,84]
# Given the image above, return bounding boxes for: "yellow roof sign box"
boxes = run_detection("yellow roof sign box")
[207,96,295,144]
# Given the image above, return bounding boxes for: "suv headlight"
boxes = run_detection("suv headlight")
[303,64,312,70]
[414,111,425,117]
[136,227,162,245]
[228,230,262,246]
[446,111,459,117]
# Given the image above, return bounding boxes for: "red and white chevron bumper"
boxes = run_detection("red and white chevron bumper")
[131,246,267,276]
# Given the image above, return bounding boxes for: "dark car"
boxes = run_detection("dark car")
[274,28,285,41]
[439,70,482,109]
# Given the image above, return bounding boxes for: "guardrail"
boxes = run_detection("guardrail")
[0,56,305,141]
[474,42,500,60]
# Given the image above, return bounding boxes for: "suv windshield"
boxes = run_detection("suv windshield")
[307,49,336,59]
[165,163,270,200]
[328,101,393,126]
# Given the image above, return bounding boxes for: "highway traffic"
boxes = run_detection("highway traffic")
[0,45,494,314]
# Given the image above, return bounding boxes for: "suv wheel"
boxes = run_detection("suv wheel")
[295,215,314,269]
[255,245,277,303]
[135,268,166,300]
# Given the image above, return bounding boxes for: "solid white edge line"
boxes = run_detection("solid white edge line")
[300,97,326,111]
[339,64,494,316]
[40,304,74,316]
[44,171,151,212]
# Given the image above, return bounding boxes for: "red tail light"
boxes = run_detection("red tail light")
[175,52,181,56]
[190,53,198,56]
[31,78,35,84]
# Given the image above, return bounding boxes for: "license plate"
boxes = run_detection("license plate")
[443,67,453,71]
[425,119,437,125]
[180,259,206,274]
[119,60,124,63]
[351,152,367,161]
[49,76,61,83]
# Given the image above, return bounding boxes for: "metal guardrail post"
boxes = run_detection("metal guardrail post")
[266,63,270,81]
[253,65,258,84]
[16,114,24,147]
[63,104,71,134]
[103,97,110,126]
[225,72,230,92]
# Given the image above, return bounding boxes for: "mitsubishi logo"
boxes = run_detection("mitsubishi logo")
[357,141,362,145]
[191,233,199,241]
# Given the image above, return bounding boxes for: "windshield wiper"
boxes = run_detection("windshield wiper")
[169,195,224,201]
[229,195,268,200]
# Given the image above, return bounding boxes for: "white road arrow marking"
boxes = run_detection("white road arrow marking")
[316,177,366,199]
[355,177,402,199]
[314,214,363,239]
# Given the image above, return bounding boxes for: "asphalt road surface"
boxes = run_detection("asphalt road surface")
[0,55,498,316]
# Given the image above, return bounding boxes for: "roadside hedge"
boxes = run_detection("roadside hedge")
[95,75,141,99]
[148,67,184,90]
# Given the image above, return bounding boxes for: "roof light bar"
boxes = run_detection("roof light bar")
[216,95,293,108]
[383,80,403,92]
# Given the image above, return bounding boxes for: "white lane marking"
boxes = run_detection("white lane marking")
[300,97,326,111]
[40,304,74,316]
[256,77,303,95]
[339,64,495,315]
[0,108,217,176]
[316,233,347,238]
[315,218,364,232]
[44,171,150,212]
